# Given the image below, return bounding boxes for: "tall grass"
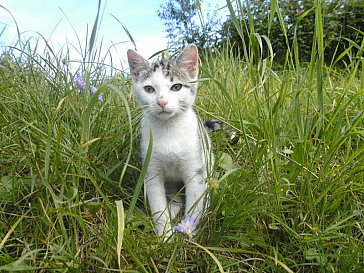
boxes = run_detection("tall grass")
[1,0,364,272]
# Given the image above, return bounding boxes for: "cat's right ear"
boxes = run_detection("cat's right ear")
[127,49,149,81]
[175,44,199,80]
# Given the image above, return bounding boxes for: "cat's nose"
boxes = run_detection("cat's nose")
[157,98,168,109]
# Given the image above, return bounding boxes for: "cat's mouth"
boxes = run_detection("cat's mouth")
[158,110,172,115]
[156,109,175,119]
[157,108,172,114]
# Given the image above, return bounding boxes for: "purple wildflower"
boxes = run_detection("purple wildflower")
[91,85,97,94]
[75,73,86,91]
[173,214,196,238]
[91,86,103,102]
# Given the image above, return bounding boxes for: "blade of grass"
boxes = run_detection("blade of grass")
[125,128,153,223]
[189,240,225,273]
[116,199,125,269]
[111,14,136,50]
[0,211,29,251]
[315,0,324,116]
[88,0,102,56]
[107,84,134,186]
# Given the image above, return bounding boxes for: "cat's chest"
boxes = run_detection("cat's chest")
[147,123,198,156]
[155,133,197,160]
[140,111,200,160]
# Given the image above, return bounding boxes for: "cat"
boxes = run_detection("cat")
[127,44,213,239]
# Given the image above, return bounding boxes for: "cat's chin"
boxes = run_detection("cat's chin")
[154,111,176,120]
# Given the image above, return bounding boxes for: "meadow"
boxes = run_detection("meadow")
[1,2,364,272]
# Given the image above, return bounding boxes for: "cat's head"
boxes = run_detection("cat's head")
[127,44,199,121]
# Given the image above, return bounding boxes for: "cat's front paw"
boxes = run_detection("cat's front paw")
[162,228,174,242]
[155,223,174,242]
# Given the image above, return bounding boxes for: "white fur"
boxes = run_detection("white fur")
[127,45,212,239]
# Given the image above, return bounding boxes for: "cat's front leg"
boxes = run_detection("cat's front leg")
[184,171,208,233]
[145,173,172,238]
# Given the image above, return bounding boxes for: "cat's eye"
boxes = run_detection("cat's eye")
[144,85,155,93]
[171,84,182,92]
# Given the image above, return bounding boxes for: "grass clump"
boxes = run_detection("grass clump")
[1,1,364,272]
[198,43,364,272]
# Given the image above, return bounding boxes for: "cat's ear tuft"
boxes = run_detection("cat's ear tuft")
[127,49,149,81]
[176,44,199,79]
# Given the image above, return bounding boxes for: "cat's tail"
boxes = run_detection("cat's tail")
[203,120,239,144]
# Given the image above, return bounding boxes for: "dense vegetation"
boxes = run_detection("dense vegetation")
[159,0,364,64]
[1,1,364,272]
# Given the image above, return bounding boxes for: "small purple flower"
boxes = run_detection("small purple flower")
[173,214,196,238]
[91,85,97,94]
[75,73,86,91]
[91,86,103,102]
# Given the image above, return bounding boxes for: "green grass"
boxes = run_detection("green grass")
[1,1,364,272]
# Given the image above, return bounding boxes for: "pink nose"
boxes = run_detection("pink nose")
[157,98,168,109]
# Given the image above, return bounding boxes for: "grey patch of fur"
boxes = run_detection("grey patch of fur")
[204,120,239,144]
[204,120,227,133]
[137,58,192,84]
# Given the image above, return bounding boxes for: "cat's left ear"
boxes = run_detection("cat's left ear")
[176,44,199,79]
[127,49,149,81]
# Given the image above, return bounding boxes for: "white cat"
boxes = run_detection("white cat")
[127,44,212,239]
